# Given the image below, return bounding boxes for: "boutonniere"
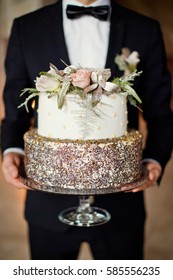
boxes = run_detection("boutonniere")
[115,48,140,76]
[113,48,142,109]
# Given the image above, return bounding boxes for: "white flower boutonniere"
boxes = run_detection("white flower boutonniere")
[113,48,142,109]
[115,47,140,76]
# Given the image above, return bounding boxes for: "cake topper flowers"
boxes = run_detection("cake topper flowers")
[18,49,142,112]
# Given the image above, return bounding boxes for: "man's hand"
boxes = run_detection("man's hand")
[2,152,31,190]
[121,161,162,193]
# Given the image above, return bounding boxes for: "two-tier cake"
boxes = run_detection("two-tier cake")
[20,50,144,192]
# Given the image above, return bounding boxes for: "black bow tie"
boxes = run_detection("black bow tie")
[66,5,110,21]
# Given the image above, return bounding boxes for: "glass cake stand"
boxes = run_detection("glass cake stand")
[19,166,148,227]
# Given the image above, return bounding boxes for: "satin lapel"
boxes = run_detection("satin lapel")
[47,0,70,68]
[105,2,126,78]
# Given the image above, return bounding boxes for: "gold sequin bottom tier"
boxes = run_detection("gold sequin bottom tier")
[24,129,143,190]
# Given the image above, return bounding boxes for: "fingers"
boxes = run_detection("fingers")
[2,153,19,181]
[148,167,161,182]
[3,162,18,180]
[121,161,162,193]
[2,153,31,190]
[131,162,162,193]
[131,180,152,193]
[6,176,30,190]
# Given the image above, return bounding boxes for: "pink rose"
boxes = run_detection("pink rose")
[71,69,91,89]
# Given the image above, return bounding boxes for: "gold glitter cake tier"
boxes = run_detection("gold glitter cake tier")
[24,129,143,189]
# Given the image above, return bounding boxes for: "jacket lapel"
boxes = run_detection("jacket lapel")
[47,0,70,68]
[105,2,126,78]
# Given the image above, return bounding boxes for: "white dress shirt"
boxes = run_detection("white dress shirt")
[63,0,111,68]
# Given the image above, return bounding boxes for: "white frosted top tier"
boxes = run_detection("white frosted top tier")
[38,93,127,140]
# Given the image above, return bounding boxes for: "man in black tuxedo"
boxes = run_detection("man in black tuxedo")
[1,0,173,260]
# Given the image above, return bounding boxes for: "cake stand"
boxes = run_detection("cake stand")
[19,166,148,227]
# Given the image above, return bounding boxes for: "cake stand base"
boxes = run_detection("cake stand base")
[58,196,110,227]
[59,207,111,227]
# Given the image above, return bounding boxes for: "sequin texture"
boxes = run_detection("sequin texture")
[24,129,143,189]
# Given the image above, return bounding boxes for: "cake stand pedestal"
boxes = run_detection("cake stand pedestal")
[58,195,111,227]
[19,166,148,227]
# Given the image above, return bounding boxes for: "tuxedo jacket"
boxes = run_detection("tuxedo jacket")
[1,0,173,232]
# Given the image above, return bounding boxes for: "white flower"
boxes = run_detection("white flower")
[125,51,140,66]
[103,82,120,92]
[64,65,79,74]
[91,69,111,88]
[115,48,140,76]
[35,67,60,92]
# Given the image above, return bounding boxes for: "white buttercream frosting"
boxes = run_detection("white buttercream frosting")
[38,92,127,140]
